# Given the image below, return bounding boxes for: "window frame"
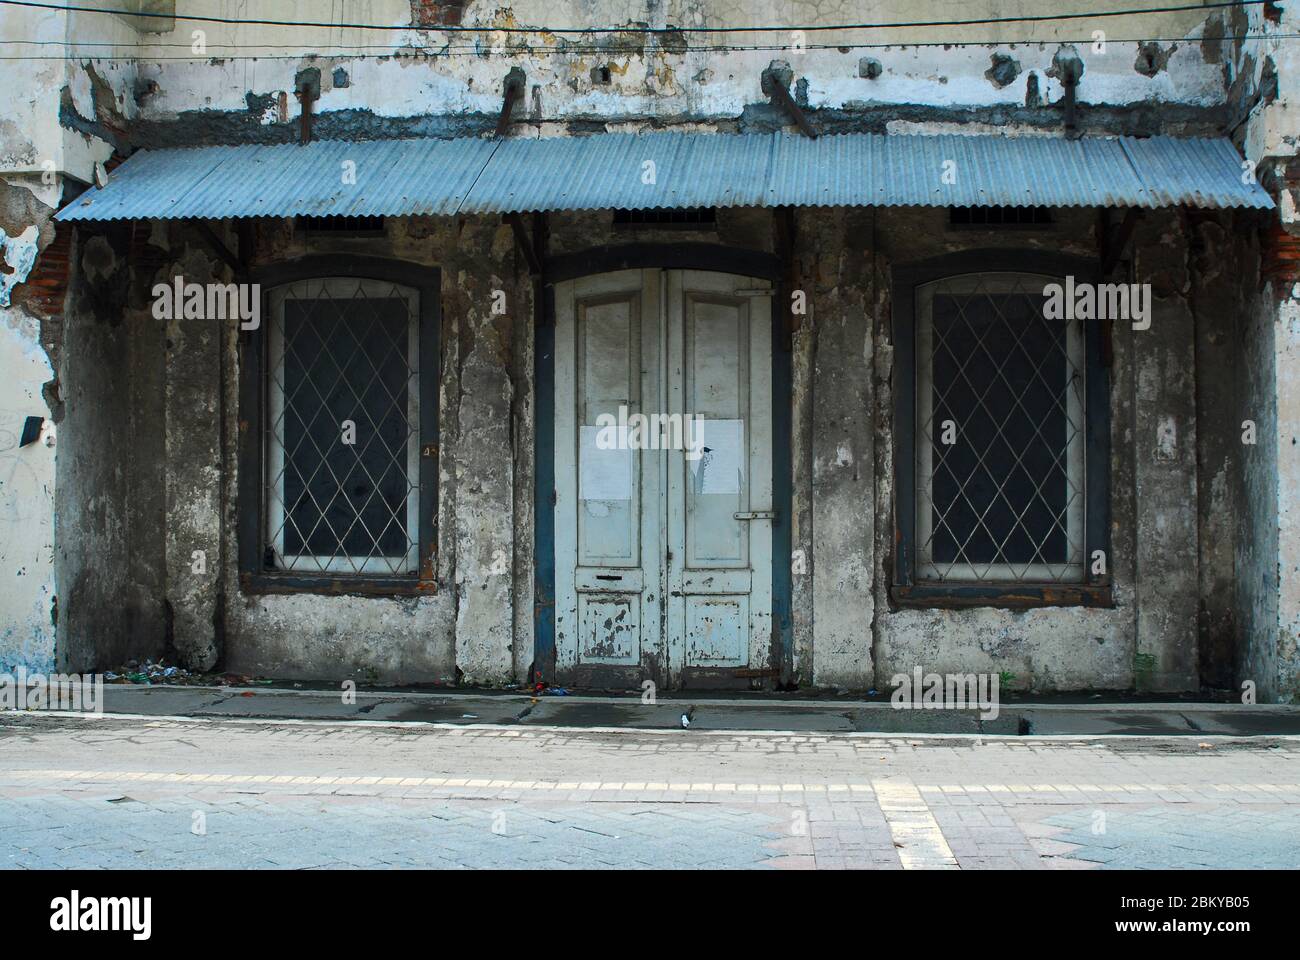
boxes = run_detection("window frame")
[238,256,440,596]
[891,250,1112,609]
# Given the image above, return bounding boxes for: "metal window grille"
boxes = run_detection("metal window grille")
[916,273,1085,583]
[265,277,420,575]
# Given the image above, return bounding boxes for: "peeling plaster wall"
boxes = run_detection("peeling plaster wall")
[1131,214,1201,692]
[0,4,134,181]
[91,0,1239,147]
[803,208,874,690]
[1237,280,1283,702]
[0,180,56,672]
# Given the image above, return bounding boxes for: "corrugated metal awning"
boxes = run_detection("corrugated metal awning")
[56,131,1273,222]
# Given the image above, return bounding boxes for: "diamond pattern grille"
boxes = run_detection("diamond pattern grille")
[917,274,1085,583]
[266,278,419,575]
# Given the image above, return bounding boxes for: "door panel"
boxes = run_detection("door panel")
[555,270,662,687]
[667,271,773,685]
[576,294,640,567]
[554,268,772,690]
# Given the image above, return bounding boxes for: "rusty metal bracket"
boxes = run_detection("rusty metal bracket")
[496,68,526,138]
[294,80,316,145]
[766,78,817,140]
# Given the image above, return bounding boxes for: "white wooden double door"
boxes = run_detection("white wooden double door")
[554,269,774,689]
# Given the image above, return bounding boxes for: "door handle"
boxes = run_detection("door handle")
[733,510,777,521]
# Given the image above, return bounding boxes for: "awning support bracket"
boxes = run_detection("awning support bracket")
[192,220,240,274]
[766,79,818,140]
[294,80,317,145]
[496,68,526,139]
[1100,207,1142,277]
[761,64,817,140]
[505,212,542,276]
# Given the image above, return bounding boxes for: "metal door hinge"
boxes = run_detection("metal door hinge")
[734,510,777,521]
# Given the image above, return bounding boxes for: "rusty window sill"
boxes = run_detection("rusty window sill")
[890,582,1113,610]
[240,572,437,598]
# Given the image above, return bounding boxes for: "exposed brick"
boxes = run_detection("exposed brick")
[1260,222,1300,289]
[410,0,466,28]
[22,222,71,320]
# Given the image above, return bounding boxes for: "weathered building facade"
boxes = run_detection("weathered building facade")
[2,0,1298,700]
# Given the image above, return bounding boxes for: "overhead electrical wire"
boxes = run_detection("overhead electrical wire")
[0,0,1278,35]
[0,31,1293,60]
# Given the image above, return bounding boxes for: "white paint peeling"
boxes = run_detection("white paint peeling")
[0,225,37,307]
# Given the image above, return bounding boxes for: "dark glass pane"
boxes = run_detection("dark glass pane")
[280,294,411,560]
[929,291,1070,566]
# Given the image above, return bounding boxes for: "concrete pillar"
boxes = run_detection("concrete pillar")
[808,211,874,689]
[162,237,223,671]
[1131,213,1200,692]
[450,222,518,683]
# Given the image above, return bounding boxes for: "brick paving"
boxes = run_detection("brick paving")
[1,714,1298,869]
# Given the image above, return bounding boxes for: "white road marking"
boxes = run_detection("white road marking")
[873,778,959,870]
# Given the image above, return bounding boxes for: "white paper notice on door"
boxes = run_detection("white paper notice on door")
[690,418,744,495]
[580,425,632,500]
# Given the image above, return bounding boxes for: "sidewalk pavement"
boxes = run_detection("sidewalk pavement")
[38,682,1300,737]
[2,712,1299,869]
